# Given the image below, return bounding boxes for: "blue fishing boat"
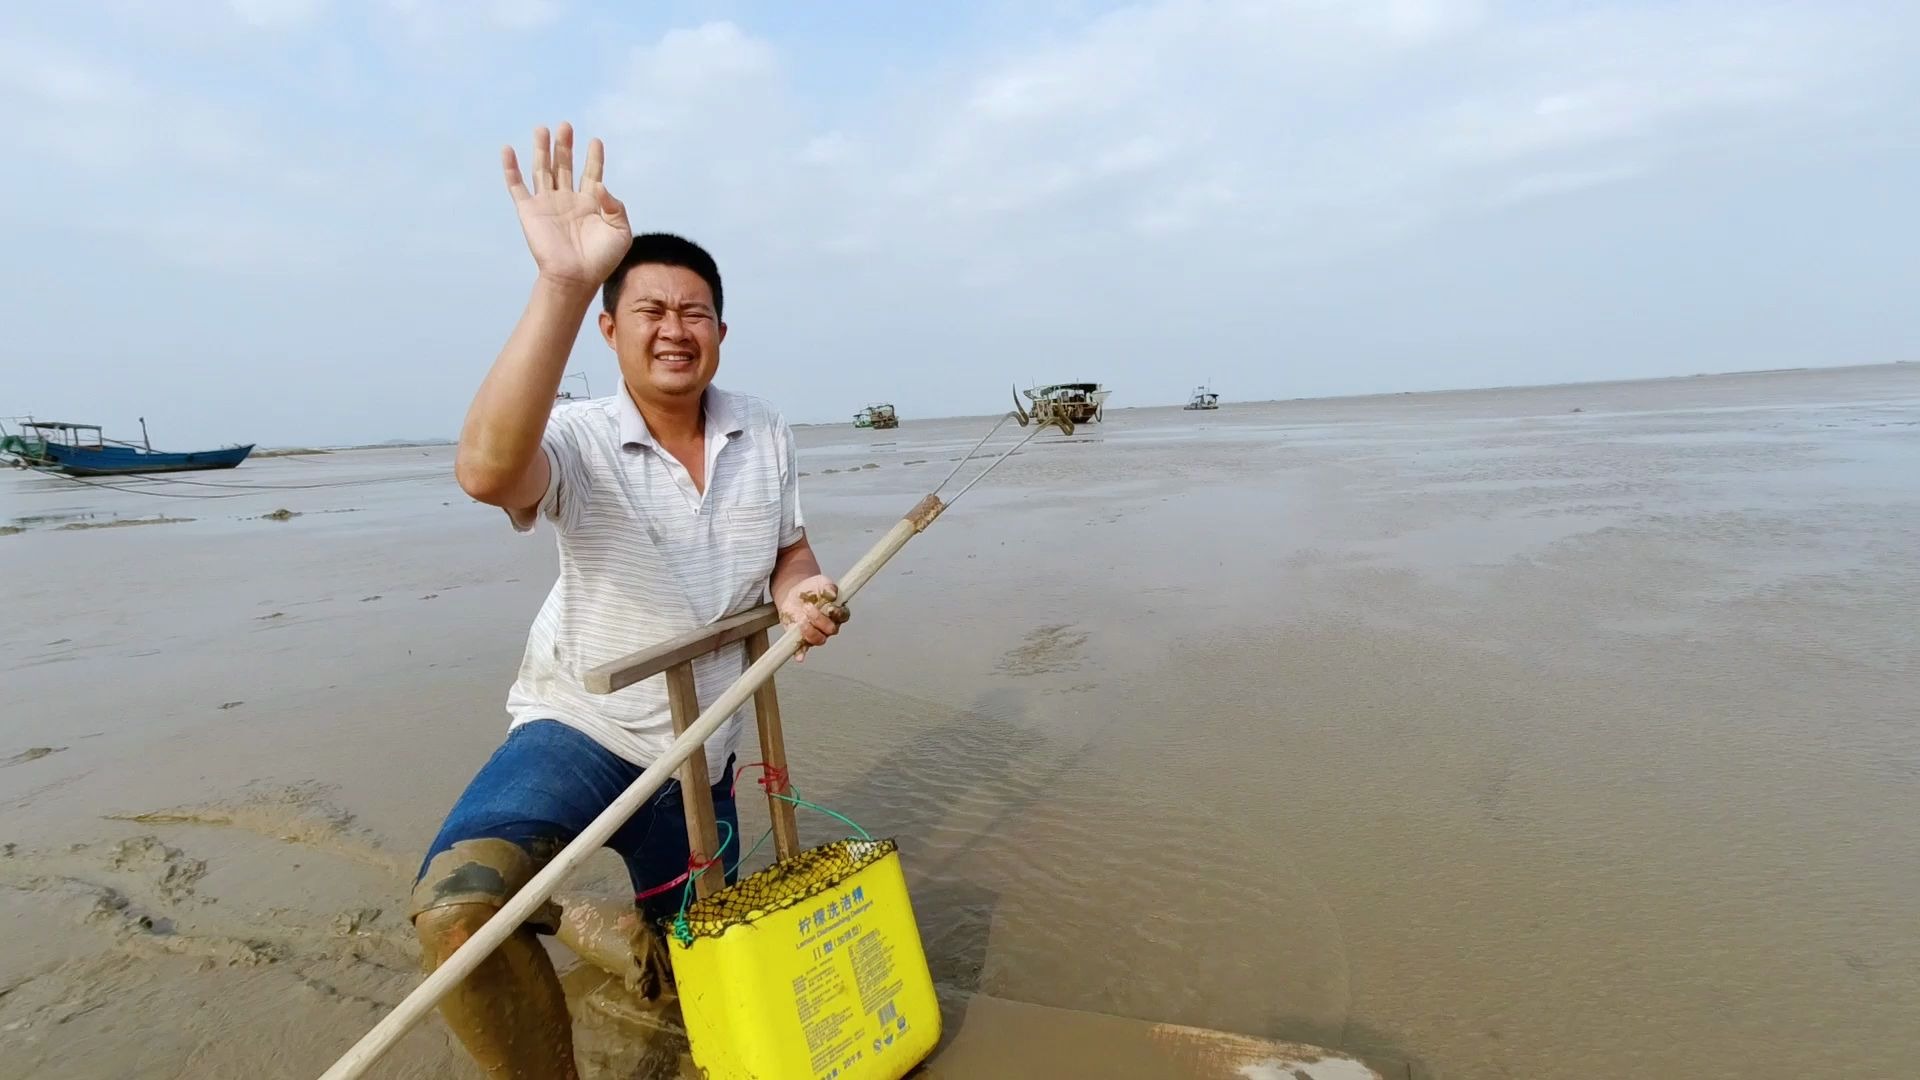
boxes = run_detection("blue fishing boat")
[2,419,254,476]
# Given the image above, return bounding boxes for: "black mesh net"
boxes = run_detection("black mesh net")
[672,838,896,941]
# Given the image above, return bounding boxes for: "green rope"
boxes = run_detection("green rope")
[768,791,873,841]
[671,820,736,946]
[734,823,774,871]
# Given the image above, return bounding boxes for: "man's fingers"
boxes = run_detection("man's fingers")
[502,146,530,202]
[531,125,551,194]
[594,184,629,229]
[583,137,605,184]
[554,121,575,192]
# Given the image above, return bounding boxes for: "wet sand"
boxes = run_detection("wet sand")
[2,363,1917,1078]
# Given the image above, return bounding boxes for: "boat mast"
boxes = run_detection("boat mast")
[139,416,151,451]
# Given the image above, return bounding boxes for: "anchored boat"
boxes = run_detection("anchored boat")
[1020,383,1111,425]
[555,371,593,404]
[0,419,253,476]
[1184,385,1220,411]
[854,403,900,429]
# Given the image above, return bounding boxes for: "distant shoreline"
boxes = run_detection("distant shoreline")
[790,359,1915,428]
[256,439,453,454]
[252,359,1914,445]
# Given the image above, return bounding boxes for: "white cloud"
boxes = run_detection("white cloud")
[484,0,560,30]
[1494,163,1647,207]
[0,46,130,104]
[594,21,781,134]
[226,0,325,28]
[372,0,564,42]
[3,0,1918,444]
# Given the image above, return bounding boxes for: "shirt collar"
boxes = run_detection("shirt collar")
[616,384,744,449]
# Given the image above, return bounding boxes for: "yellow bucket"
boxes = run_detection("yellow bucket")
[668,838,942,1080]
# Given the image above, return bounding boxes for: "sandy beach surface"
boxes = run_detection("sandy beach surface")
[3,363,1917,1079]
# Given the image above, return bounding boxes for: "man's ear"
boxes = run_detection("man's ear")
[717,320,728,344]
[598,310,616,347]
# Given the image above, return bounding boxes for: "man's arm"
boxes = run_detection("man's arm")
[454,123,631,512]
[453,280,588,510]
[772,537,845,661]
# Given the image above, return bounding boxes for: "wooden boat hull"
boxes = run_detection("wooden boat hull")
[37,442,255,476]
[1024,385,1112,424]
[855,404,900,429]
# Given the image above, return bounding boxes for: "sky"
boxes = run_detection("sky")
[2,0,1917,447]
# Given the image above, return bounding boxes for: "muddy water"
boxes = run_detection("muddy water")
[3,364,1917,1078]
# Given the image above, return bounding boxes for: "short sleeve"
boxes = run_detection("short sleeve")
[507,414,592,535]
[778,418,805,548]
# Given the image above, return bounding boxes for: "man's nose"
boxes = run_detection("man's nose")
[659,311,689,339]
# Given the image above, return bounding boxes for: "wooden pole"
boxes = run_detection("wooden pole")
[582,605,779,695]
[745,627,801,861]
[317,504,936,1080]
[665,662,724,899]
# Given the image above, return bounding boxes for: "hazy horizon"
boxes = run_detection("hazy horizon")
[5,1,1918,447]
[227,359,1920,449]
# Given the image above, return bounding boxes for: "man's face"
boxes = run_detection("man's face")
[600,263,726,402]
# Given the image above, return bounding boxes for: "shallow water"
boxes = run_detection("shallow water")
[3,363,1917,1078]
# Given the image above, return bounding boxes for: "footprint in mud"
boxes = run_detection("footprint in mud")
[332,906,385,936]
[219,701,244,711]
[419,593,439,600]
[107,781,405,876]
[360,595,381,602]
[996,624,1090,676]
[105,835,208,903]
[903,459,927,466]
[256,611,285,621]
[1043,683,1098,696]
[3,745,67,768]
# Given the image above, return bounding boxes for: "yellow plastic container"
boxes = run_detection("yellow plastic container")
[668,838,942,1080]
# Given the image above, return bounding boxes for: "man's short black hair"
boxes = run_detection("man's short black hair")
[602,233,724,319]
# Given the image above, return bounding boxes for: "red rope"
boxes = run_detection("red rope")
[736,760,791,796]
[632,763,791,904]
[634,872,689,903]
[634,847,723,903]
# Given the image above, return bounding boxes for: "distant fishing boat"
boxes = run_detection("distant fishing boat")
[852,402,899,429]
[1184,384,1220,410]
[0,419,253,476]
[1021,382,1112,424]
[554,371,592,405]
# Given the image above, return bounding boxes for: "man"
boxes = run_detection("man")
[410,123,846,1079]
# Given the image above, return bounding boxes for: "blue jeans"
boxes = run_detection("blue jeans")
[413,719,740,926]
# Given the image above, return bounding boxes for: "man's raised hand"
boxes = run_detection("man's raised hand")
[502,123,631,289]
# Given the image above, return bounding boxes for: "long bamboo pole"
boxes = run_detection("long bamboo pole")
[316,505,937,1080]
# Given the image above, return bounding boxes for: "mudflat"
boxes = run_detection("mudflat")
[3,363,1915,1078]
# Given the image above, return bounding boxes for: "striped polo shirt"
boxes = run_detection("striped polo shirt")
[503,384,804,777]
